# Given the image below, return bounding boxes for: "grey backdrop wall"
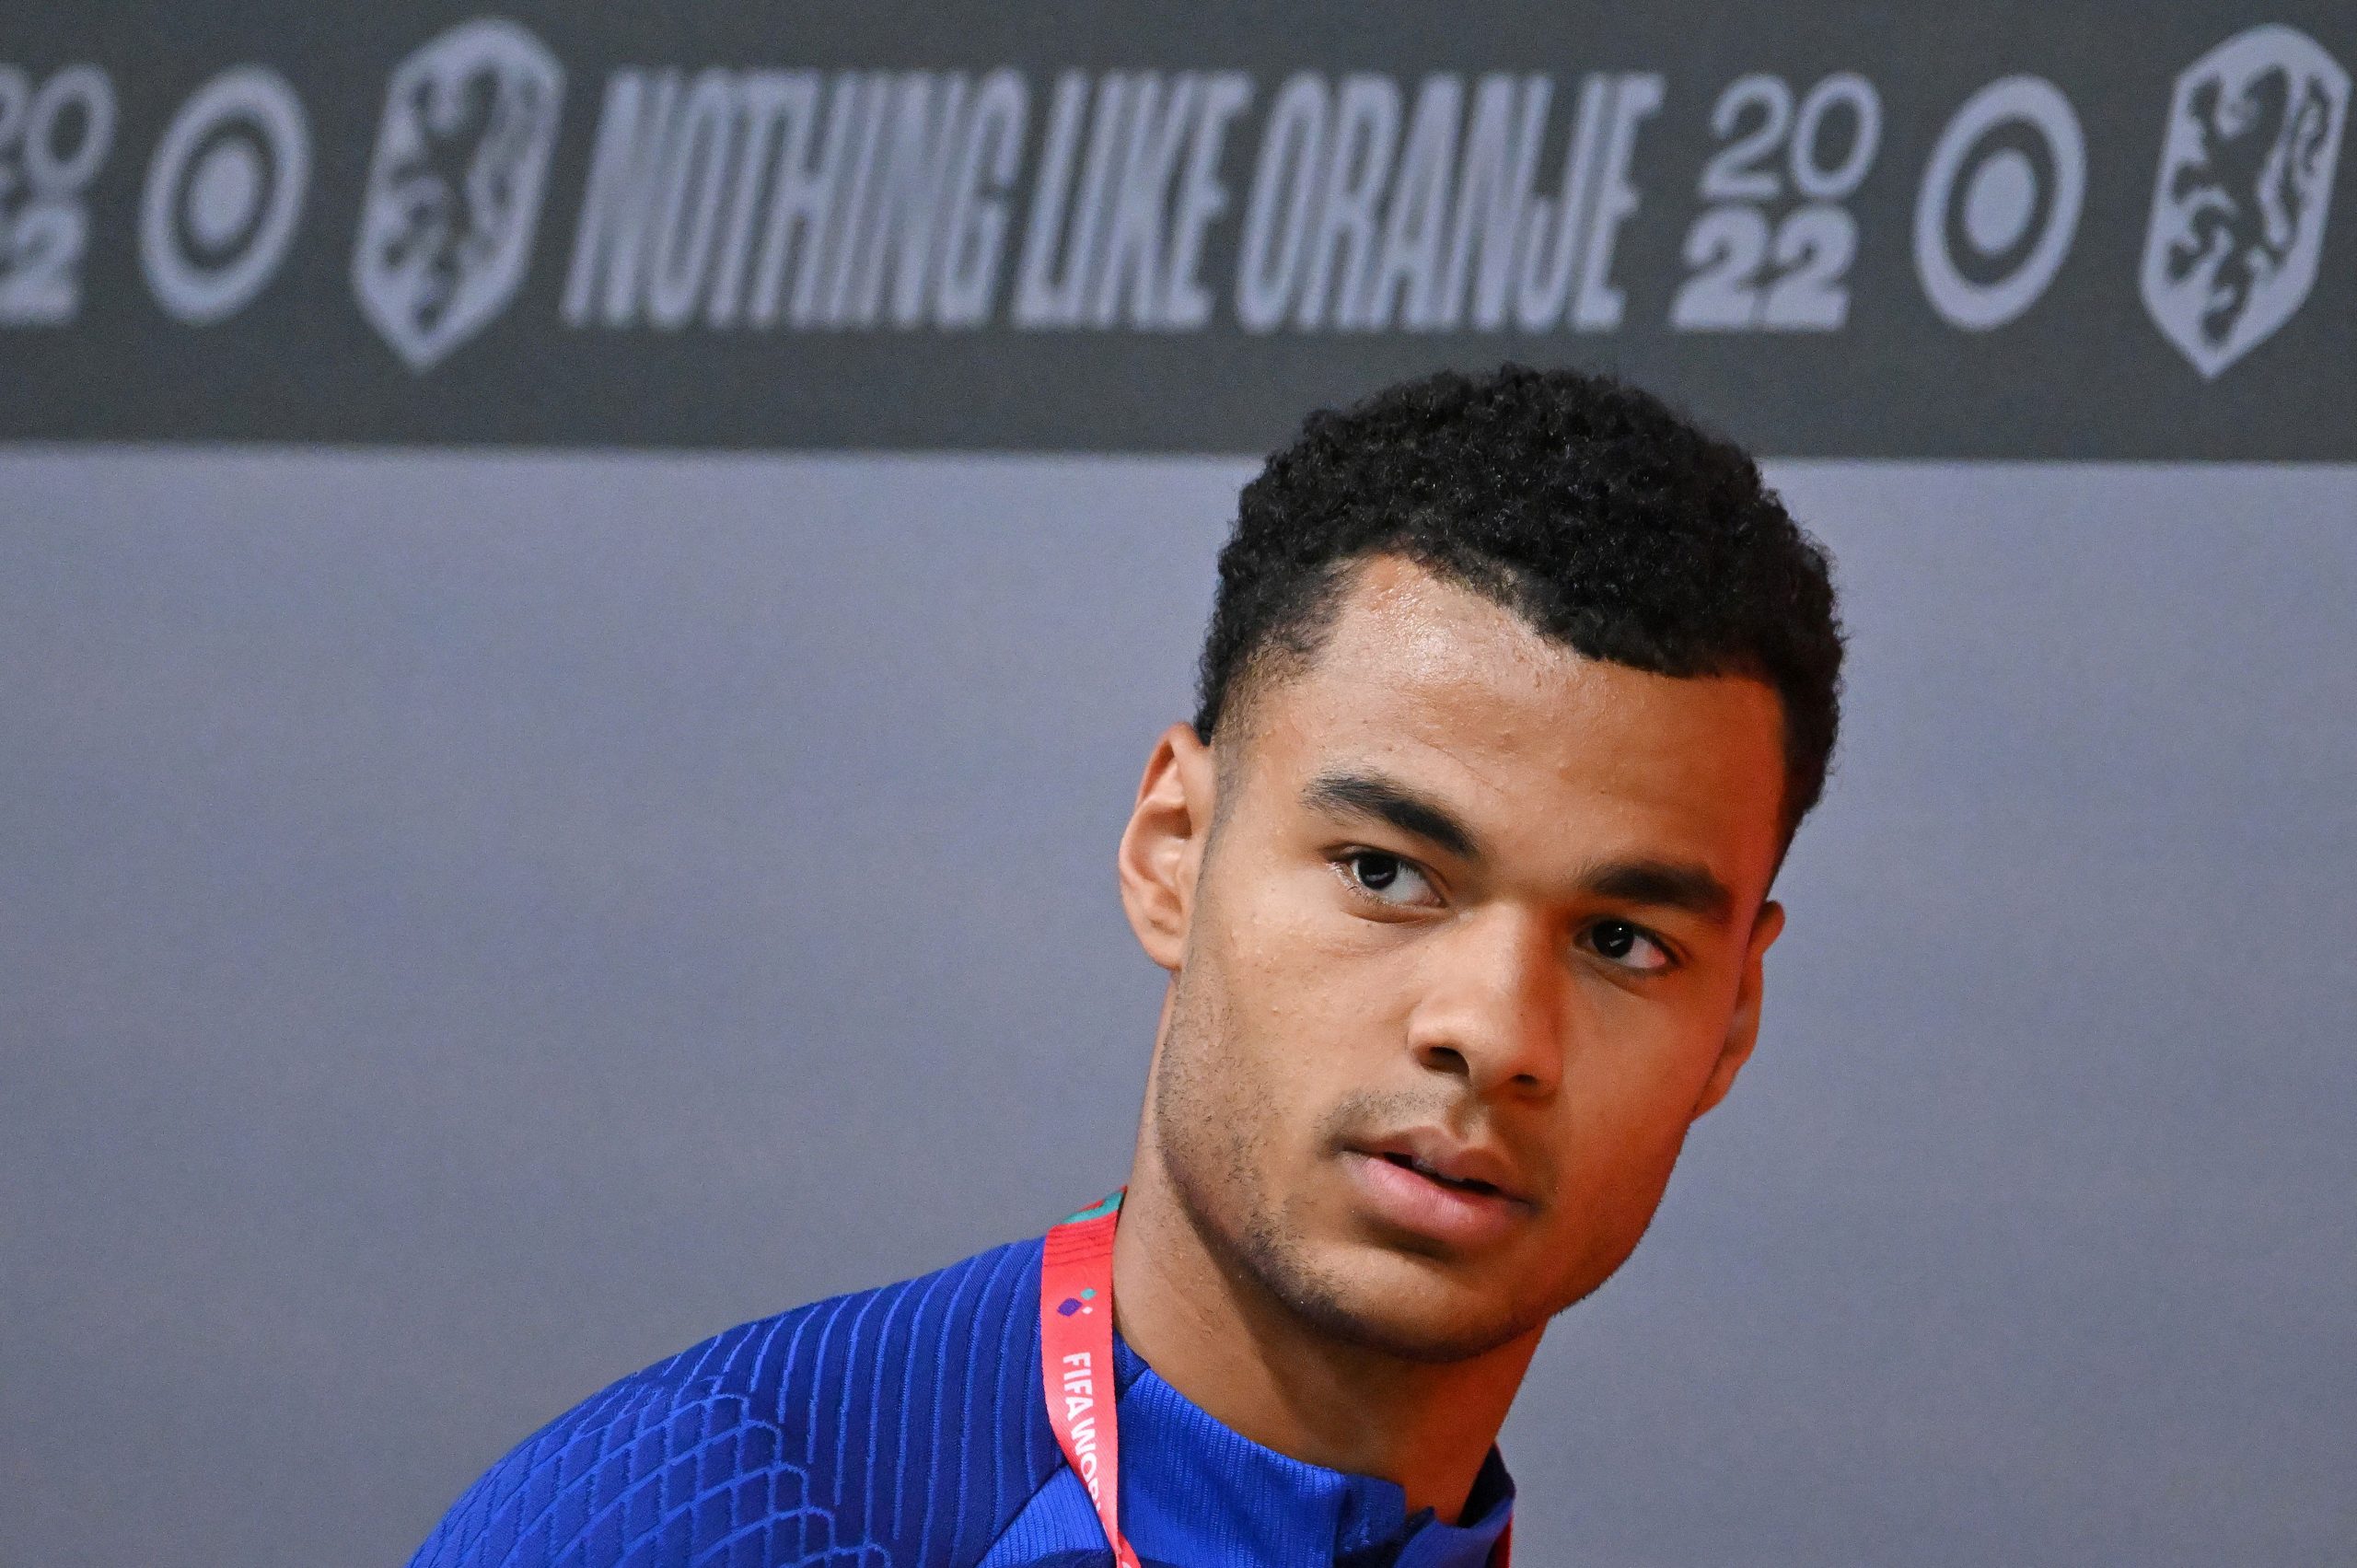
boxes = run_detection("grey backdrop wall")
[4,455,2352,1567]
[6,1,2357,1564]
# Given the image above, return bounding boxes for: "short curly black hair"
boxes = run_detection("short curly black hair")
[1195,364,1844,841]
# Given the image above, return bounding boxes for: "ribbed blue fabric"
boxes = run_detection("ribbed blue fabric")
[970,1469,1103,1568]
[1107,1339,1512,1568]
[407,1235,1515,1568]
[408,1238,1062,1568]
[974,1337,1514,1568]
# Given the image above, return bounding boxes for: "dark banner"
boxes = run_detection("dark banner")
[3,2,2352,457]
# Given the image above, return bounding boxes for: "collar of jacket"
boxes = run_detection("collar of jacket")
[1108,1333,1515,1568]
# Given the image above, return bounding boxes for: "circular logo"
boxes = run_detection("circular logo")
[1913,76,2086,331]
[140,65,311,324]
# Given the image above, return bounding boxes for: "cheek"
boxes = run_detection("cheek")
[1572,980,1736,1097]
[1537,998,1728,1249]
[1212,884,1414,1089]
[1178,877,1406,1143]
[1545,1129,1690,1307]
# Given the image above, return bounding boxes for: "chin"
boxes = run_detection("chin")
[1244,1223,1552,1364]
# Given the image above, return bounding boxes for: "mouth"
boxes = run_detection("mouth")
[1356,1128,1534,1205]
[1338,1134,1535,1249]
[1375,1148,1510,1201]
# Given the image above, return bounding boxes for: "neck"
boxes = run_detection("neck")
[1109,1134,1538,1523]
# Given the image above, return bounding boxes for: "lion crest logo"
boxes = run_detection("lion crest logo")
[2141,25,2348,378]
[353,18,563,370]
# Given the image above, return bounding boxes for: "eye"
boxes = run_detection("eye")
[1339,850,1440,908]
[1584,918,1673,973]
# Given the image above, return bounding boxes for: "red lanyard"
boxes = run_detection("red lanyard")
[1039,1191,1141,1568]
[1037,1192,1511,1568]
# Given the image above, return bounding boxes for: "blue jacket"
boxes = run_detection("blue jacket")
[408,1236,1515,1567]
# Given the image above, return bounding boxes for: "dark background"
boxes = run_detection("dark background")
[4,0,2354,455]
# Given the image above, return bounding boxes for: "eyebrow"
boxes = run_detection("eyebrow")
[1302,771,1480,860]
[1581,859,1736,925]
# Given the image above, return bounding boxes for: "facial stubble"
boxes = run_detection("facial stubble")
[1149,956,1560,1366]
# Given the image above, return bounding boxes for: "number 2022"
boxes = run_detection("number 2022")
[1671,73,1882,332]
[0,65,114,325]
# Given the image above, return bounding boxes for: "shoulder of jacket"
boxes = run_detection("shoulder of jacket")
[407,1235,1058,1568]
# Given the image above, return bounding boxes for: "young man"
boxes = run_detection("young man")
[409,365,1843,1567]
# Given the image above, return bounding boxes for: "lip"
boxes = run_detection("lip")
[1339,1129,1536,1250]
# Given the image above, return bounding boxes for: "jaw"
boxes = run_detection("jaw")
[1137,1091,1555,1365]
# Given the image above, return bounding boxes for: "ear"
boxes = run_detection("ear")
[1692,899,1784,1119]
[1117,722,1220,972]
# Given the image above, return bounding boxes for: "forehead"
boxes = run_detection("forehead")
[1233,556,1788,885]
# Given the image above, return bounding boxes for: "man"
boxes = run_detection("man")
[409,364,1843,1567]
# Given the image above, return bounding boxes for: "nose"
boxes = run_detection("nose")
[1403,905,1564,1099]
